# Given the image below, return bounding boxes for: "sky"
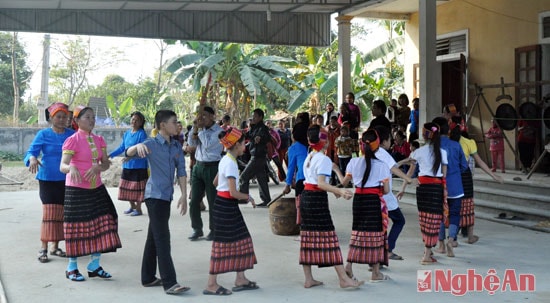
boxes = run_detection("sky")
[18,32,185,101]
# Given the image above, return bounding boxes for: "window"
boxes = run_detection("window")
[539,11,550,44]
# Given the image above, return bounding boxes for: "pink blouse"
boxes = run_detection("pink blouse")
[62,129,107,189]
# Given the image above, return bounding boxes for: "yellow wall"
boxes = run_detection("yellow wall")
[404,0,550,169]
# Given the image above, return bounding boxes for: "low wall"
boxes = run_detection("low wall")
[0,127,147,156]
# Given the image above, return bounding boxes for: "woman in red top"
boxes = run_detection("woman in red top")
[391,131,411,162]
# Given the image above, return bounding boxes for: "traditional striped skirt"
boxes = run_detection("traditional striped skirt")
[209,195,257,274]
[299,189,343,267]
[118,168,148,202]
[460,170,475,228]
[38,181,66,242]
[347,193,388,266]
[64,185,122,257]
[416,183,444,248]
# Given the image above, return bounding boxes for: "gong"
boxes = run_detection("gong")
[495,103,518,130]
[518,102,540,120]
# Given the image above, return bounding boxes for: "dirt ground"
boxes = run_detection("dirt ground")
[0,158,123,192]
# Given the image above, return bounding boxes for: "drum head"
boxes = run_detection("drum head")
[544,106,550,129]
[519,102,540,120]
[495,103,518,130]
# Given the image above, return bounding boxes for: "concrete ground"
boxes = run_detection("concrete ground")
[1,181,549,303]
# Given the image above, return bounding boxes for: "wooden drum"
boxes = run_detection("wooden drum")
[268,197,300,235]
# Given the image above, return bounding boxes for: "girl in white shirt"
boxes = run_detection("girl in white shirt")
[204,127,258,296]
[398,122,448,265]
[299,125,363,289]
[334,129,391,282]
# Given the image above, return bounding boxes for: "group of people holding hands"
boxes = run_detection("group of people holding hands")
[24,96,504,296]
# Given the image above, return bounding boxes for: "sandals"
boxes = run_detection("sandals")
[143,278,162,287]
[203,286,232,296]
[165,283,191,295]
[130,209,142,216]
[232,281,259,292]
[66,269,85,282]
[87,266,112,279]
[388,252,404,260]
[38,249,49,263]
[50,248,66,257]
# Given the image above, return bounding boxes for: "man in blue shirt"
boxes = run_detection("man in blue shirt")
[126,109,190,295]
[187,106,223,240]
[432,116,468,258]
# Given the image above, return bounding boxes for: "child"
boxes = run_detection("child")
[485,119,505,173]
[333,129,391,282]
[126,110,190,295]
[203,127,259,296]
[325,116,341,185]
[299,125,362,289]
[335,125,358,186]
[373,125,413,262]
[398,123,448,265]
[432,117,468,258]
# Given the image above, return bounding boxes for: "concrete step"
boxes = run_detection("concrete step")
[397,194,550,233]
[392,176,550,233]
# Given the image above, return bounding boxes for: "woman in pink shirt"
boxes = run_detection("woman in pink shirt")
[60,106,121,282]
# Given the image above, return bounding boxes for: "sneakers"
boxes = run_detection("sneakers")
[256,202,269,208]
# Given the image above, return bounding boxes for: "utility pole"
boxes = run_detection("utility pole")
[37,34,50,126]
[11,32,20,125]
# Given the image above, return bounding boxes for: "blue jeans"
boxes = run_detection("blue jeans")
[439,197,462,240]
[388,208,406,252]
[141,199,178,290]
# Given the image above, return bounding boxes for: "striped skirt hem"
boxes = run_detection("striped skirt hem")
[41,204,64,242]
[460,197,475,228]
[209,237,257,274]
[300,230,343,267]
[347,230,388,266]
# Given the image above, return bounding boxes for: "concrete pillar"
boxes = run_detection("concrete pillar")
[37,34,50,126]
[336,15,353,109]
[418,0,440,128]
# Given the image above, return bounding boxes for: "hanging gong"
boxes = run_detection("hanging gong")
[518,102,540,120]
[495,103,518,130]
[544,106,550,129]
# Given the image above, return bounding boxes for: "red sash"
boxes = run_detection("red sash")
[418,176,445,185]
[304,183,322,191]
[217,191,234,199]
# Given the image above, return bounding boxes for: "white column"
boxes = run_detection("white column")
[336,15,353,108]
[37,34,50,126]
[418,0,439,128]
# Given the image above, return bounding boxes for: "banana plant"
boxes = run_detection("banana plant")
[164,41,296,123]
[106,95,134,127]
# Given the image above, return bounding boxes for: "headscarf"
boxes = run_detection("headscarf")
[220,127,243,149]
[45,102,69,122]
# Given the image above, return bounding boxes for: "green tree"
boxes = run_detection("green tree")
[49,36,124,106]
[0,32,31,119]
[165,41,296,123]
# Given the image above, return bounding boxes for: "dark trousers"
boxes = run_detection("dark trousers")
[141,199,177,290]
[388,208,406,252]
[518,141,535,170]
[338,157,352,176]
[189,162,219,232]
[439,197,462,240]
[240,155,271,203]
